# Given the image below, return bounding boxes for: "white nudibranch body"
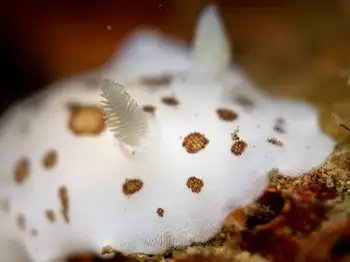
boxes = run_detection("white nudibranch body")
[0,4,335,262]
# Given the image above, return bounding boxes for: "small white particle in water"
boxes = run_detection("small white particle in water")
[106,24,112,31]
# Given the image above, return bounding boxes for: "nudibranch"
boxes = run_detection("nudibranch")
[0,4,335,262]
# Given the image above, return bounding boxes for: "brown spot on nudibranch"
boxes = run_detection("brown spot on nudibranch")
[187,177,204,193]
[45,209,56,223]
[30,229,38,237]
[0,198,10,213]
[142,105,156,114]
[267,137,284,147]
[276,118,285,125]
[157,208,164,217]
[67,103,105,136]
[122,179,144,196]
[14,158,30,185]
[182,132,209,154]
[274,118,286,133]
[274,125,285,133]
[58,186,69,223]
[162,96,179,106]
[234,95,255,108]
[43,150,58,169]
[216,108,238,122]
[231,140,248,156]
[139,74,173,86]
[16,214,26,231]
